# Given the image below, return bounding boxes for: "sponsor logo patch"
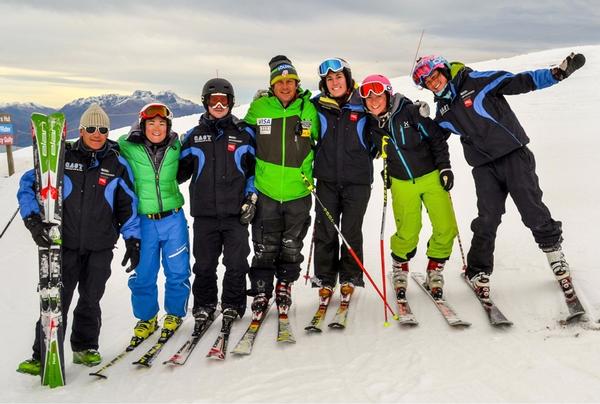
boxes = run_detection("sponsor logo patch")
[350,112,358,122]
[98,177,107,186]
[257,118,272,125]
[259,126,271,135]
[227,143,236,152]
[464,98,473,108]
[301,120,311,137]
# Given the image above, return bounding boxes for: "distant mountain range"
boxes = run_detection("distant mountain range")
[0,90,204,148]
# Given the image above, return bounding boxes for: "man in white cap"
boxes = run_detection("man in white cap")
[16,103,141,375]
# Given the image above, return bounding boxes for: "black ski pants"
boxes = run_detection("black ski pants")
[191,216,249,317]
[313,181,371,288]
[249,192,311,298]
[466,147,562,278]
[31,248,112,359]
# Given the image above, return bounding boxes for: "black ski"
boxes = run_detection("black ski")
[163,313,220,366]
[206,310,237,360]
[461,273,512,327]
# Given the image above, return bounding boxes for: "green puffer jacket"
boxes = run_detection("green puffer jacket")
[118,124,184,215]
[244,89,319,201]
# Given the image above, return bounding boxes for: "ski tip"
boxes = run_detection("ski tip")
[89,372,107,379]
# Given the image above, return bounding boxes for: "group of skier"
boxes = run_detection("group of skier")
[16,50,586,376]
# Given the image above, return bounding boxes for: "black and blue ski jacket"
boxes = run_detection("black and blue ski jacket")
[312,89,375,185]
[370,94,450,181]
[434,63,560,167]
[17,138,140,251]
[178,113,256,218]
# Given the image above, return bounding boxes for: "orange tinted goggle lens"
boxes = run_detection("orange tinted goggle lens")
[208,94,229,107]
[359,82,386,98]
[141,104,171,120]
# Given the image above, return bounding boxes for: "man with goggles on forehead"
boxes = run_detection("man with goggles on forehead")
[119,102,191,342]
[309,57,375,309]
[17,104,141,374]
[178,78,256,332]
[244,55,319,322]
[360,74,457,300]
[413,52,585,304]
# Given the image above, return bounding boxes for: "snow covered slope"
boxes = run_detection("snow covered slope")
[1,45,599,402]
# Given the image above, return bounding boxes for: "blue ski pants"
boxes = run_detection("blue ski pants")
[128,209,191,320]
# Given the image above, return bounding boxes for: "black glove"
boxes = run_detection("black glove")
[380,169,391,189]
[122,238,141,273]
[23,214,53,248]
[240,193,258,225]
[552,53,585,81]
[439,169,454,191]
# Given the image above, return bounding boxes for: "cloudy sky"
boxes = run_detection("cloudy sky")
[1,0,598,108]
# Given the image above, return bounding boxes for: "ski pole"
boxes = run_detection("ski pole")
[302,174,398,320]
[448,192,467,272]
[303,220,316,285]
[379,136,390,326]
[0,207,19,239]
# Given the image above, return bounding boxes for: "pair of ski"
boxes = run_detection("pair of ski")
[164,310,240,364]
[230,300,296,355]
[32,113,67,388]
[305,287,355,332]
[389,272,509,328]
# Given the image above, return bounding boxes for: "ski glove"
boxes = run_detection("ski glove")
[552,53,585,81]
[122,238,141,273]
[23,214,53,248]
[240,193,258,225]
[414,100,430,118]
[439,169,454,191]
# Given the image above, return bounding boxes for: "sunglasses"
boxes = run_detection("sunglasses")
[208,93,229,108]
[140,103,173,120]
[81,126,109,135]
[318,58,350,77]
[358,81,391,98]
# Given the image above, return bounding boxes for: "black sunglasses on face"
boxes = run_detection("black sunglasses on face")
[82,126,109,135]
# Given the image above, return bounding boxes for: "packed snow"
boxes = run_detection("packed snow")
[1,45,599,403]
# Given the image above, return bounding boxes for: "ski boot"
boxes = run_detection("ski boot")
[426,259,445,299]
[319,286,334,299]
[73,349,102,367]
[251,293,269,313]
[16,358,41,376]
[543,244,575,299]
[163,314,183,332]
[340,282,355,299]
[275,280,292,309]
[133,315,157,339]
[193,305,216,333]
[392,259,409,300]
[470,272,491,303]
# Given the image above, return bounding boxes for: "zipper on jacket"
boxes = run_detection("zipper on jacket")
[143,135,177,213]
[389,108,415,182]
[280,110,286,203]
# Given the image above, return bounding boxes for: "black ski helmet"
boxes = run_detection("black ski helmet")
[318,57,354,98]
[201,78,235,110]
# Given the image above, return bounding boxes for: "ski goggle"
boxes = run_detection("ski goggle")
[318,58,349,77]
[207,93,229,108]
[139,103,173,120]
[81,126,109,135]
[412,56,448,86]
[358,81,392,98]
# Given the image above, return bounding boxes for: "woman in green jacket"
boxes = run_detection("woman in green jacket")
[118,103,190,343]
